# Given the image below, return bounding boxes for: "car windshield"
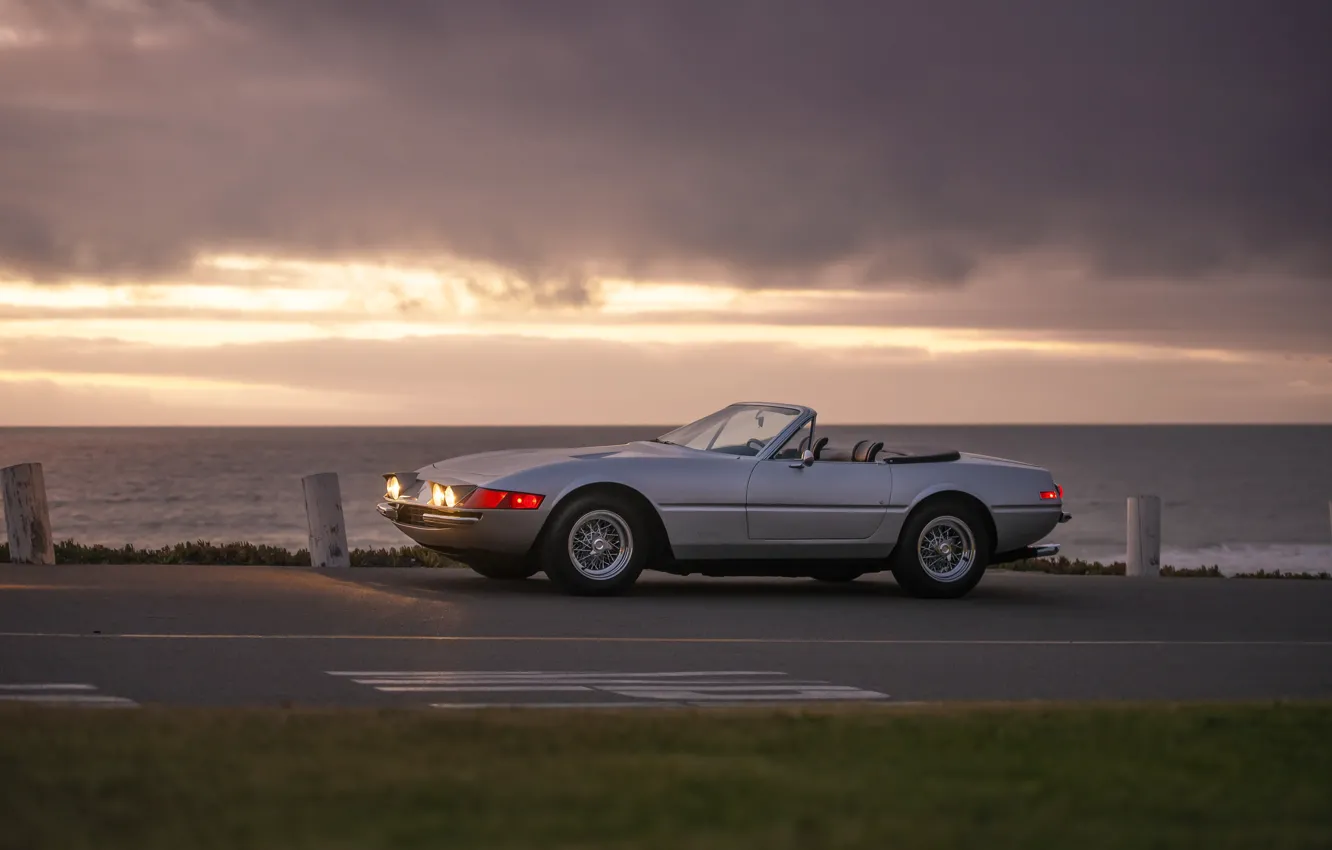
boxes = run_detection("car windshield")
[654,405,802,456]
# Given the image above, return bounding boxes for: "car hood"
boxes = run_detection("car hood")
[421,441,682,477]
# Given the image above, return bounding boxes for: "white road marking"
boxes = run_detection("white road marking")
[353,677,828,686]
[0,682,138,707]
[330,670,890,706]
[605,684,862,692]
[0,694,137,706]
[377,685,594,693]
[429,701,680,709]
[331,670,782,677]
[609,689,890,702]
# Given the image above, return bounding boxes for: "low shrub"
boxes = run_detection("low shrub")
[0,539,461,568]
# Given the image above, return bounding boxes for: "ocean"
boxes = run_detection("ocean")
[1,426,1329,574]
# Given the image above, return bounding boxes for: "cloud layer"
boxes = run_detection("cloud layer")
[2,0,1330,290]
[1,1,1329,424]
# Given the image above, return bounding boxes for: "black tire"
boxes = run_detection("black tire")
[538,493,650,596]
[890,498,991,599]
[466,560,540,581]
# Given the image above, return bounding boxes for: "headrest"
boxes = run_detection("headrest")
[852,439,884,462]
[797,435,830,457]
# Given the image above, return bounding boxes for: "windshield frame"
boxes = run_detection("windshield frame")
[654,403,812,459]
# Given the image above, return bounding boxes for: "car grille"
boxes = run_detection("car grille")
[393,504,430,525]
[388,503,477,526]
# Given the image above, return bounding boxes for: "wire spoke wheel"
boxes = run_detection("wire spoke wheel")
[567,510,634,580]
[916,516,976,583]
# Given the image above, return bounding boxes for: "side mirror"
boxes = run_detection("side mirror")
[790,449,815,469]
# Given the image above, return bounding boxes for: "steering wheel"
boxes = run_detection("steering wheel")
[745,438,766,453]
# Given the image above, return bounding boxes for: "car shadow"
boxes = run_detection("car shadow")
[375,568,1056,606]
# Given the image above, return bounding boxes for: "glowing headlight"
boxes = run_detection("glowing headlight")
[431,483,456,507]
[386,476,401,500]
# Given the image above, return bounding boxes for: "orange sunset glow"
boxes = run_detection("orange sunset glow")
[0,1,1328,425]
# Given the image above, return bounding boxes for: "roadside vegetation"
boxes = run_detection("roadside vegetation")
[2,539,1326,578]
[1004,555,1330,579]
[1,701,1328,850]
[0,539,460,568]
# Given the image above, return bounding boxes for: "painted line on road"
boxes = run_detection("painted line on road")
[333,670,784,677]
[0,694,137,706]
[428,700,941,710]
[1,632,1330,647]
[429,701,681,709]
[0,682,139,707]
[616,689,890,701]
[379,685,595,692]
[359,678,832,686]
[0,584,111,591]
[337,669,891,706]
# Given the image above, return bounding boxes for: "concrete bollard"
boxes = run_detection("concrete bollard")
[1126,495,1161,577]
[2,462,56,565]
[302,472,350,569]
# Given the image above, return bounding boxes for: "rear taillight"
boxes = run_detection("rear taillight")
[1040,490,1059,500]
[459,488,545,510]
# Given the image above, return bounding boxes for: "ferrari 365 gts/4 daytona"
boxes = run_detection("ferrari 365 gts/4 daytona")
[378,402,1070,598]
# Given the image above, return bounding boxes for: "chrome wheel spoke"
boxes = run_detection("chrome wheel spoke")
[916,516,976,583]
[567,510,634,580]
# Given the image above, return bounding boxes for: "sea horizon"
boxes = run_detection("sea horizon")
[3,424,1330,575]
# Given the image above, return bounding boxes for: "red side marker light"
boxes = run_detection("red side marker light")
[508,493,544,510]
[461,488,508,509]
[459,488,545,509]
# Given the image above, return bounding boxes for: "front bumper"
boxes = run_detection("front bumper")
[377,501,480,529]
[376,500,547,556]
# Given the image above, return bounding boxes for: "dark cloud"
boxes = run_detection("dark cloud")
[1,0,1330,293]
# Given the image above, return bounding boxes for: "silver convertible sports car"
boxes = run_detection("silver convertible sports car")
[378,402,1070,598]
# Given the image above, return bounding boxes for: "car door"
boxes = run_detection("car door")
[745,457,892,540]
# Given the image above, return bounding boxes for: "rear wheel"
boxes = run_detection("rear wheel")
[891,499,990,599]
[539,494,650,596]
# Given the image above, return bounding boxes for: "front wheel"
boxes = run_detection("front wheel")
[890,499,990,599]
[538,495,650,596]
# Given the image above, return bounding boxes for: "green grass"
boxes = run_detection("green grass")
[1,703,1329,850]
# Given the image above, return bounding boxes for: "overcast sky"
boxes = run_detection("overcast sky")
[1,0,1329,425]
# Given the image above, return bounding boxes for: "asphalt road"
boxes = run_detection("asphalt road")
[2,563,1330,708]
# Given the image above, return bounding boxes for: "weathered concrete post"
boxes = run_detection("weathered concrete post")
[2,462,56,565]
[1126,495,1161,578]
[302,472,350,568]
